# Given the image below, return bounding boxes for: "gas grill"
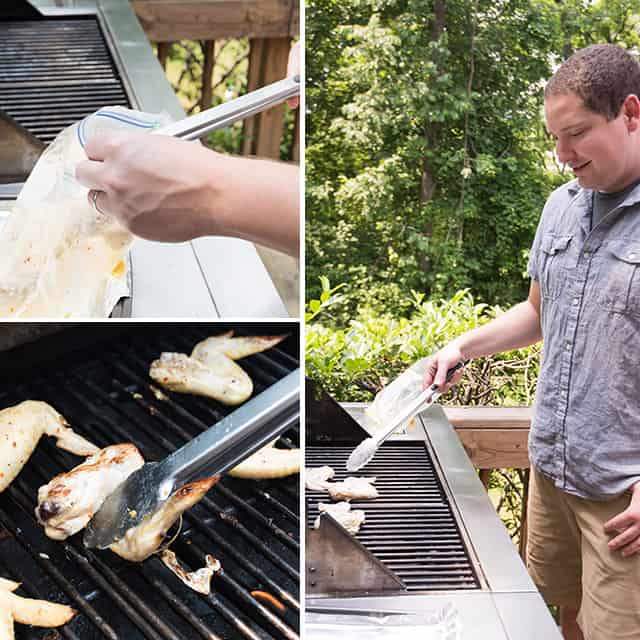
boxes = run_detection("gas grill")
[0,0,288,317]
[305,381,561,639]
[0,323,300,639]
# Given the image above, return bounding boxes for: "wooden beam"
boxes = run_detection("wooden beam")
[200,40,216,110]
[156,41,170,70]
[443,406,531,469]
[242,37,290,159]
[131,1,299,42]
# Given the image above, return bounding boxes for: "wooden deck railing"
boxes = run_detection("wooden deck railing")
[131,0,300,160]
[443,406,532,559]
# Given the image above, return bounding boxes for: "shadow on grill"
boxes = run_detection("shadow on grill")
[0,323,300,640]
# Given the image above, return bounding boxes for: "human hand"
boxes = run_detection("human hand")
[75,131,226,242]
[422,343,466,394]
[286,41,300,109]
[604,482,640,557]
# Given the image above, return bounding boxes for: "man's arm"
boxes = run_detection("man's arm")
[425,281,543,390]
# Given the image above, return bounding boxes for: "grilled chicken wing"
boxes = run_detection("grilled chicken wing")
[228,441,300,480]
[110,476,219,562]
[0,577,76,640]
[191,332,287,363]
[35,444,144,540]
[314,502,365,535]
[149,331,287,406]
[149,352,252,405]
[0,401,98,493]
[305,466,335,491]
[327,476,378,501]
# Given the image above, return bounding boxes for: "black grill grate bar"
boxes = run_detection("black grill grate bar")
[138,568,223,640]
[305,442,480,592]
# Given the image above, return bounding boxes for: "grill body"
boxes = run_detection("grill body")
[305,397,562,640]
[0,323,300,640]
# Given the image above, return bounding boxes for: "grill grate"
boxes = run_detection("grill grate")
[0,17,131,144]
[306,442,480,592]
[0,325,299,639]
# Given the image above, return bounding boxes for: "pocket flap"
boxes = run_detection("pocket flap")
[609,241,640,265]
[541,234,572,255]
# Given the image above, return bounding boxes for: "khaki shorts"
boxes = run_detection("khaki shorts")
[526,466,640,640]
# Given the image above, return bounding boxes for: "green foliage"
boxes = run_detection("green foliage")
[306,286,540,404]
[306,0,640,317]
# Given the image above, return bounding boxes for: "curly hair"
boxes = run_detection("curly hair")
[545,44,640,120]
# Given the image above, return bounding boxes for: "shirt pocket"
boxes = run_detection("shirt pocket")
[540,233,573,301]
[600,241,640,315]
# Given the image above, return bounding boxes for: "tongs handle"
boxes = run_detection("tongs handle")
[155,76,300,141]
[160,368,300,488]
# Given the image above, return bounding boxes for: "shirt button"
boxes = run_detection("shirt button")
[572,297,580,306]
[565,342,572,351]
[629,253,637,261]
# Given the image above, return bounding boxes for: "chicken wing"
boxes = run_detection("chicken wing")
[110,476,219,562]
[149,331,287,406]
[0,401,98,494]
[228,441,300,480]
[314,502,365,535]
[305,466,335,491]
[36,444,144,540]
[149,352,252,405]
[0,577,76,640]
[326,477,378,501]
[191,332,286,363]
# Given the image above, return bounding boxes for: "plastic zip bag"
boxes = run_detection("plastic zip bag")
[0,106,171,317]
[365,357,432,434]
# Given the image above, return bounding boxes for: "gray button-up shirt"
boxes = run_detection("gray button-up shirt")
[528,178,640,500]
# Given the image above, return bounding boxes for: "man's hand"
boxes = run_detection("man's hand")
[76,131,223,242]
[422,343,466,394]
[604,482,640,557]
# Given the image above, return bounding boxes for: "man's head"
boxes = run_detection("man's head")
[544,44,640,192]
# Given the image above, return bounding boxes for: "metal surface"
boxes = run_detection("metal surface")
[0,323,300,639]
[306,513,406,595]
[158,76,300,140]
[86,369,300,548]
[0,0,288,318]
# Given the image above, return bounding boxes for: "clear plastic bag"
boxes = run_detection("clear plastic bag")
[0,106,171,317]
[306,603,462,639]
[364,357,432,434]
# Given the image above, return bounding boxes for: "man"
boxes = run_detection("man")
[75,42,300,257]
[424,44,640,640]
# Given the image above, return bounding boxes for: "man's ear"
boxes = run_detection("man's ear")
[622,94,640,132]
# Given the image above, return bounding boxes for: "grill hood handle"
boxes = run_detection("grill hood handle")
[84,369,300,549]
[154,75,300,141]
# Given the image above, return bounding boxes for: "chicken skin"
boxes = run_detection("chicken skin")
[0,401,98,494]
[36,444,144,540]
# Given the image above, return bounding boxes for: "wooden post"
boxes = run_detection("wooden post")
[519,468,530,561]
[157,41,170,70]
[242,37,290,159]
[200,40,216,111]
[291,108,300,162]
[479,469,492,489]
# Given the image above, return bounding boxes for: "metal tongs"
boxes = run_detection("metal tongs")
[83,369,300,549]
[154,75,300,140]
[346,361,467,472]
